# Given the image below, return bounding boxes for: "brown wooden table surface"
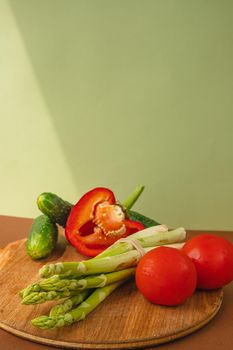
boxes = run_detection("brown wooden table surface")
[0,215,232,350]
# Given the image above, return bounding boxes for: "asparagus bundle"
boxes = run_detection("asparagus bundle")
[19,226,186,329]
[22,268,136,304]
[39,226,185,278]
[32,282,124,329]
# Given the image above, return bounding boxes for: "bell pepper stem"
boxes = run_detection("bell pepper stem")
[123,185,145,211]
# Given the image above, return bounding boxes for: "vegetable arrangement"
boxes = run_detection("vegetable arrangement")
[20,225,186,329]
[22,185,233,331]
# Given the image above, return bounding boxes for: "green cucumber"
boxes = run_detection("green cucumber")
[127,210,160,228]
[37,192,73,227]
[26,215,58,260]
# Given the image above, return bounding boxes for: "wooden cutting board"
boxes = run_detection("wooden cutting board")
[0,236,223,349]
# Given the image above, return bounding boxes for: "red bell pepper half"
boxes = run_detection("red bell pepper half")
[65,187,144,257]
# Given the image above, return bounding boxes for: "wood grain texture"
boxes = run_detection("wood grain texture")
[0,236,223,349]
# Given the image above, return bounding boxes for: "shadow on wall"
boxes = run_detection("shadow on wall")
[9,0,233,230]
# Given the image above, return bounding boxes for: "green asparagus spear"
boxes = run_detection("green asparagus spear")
[19,273,79,299]
[39,250,140,278]
[49,290,90,317]
[22,289,79,305]
[19,282,42,299]
[32,281,124,329]
[38,267,135,292]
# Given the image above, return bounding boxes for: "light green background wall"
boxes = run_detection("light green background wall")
[1,0,233,230]
[0,0,79,217]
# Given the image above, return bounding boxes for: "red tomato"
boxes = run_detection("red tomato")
[182,234,233,289]
[135,247,197,306]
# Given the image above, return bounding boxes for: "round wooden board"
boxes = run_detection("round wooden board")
[0,237,223,349]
